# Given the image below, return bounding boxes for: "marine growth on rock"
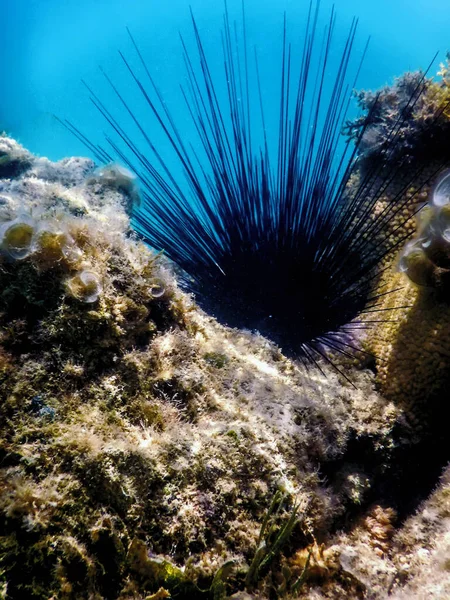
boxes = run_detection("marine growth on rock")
[3,1,450,599]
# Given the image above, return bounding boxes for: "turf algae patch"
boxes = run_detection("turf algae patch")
[0,131,450,599]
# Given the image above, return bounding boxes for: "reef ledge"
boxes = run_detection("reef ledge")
[1,134,450,599]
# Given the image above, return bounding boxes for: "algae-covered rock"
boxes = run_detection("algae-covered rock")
[0,129,449,600]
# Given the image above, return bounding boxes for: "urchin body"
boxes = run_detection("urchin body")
[179,224,369,356]
[62,2,442,364]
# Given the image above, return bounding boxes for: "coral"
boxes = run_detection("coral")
[343,62,450,419]
[342,62,450,274]
[362,169,450,417]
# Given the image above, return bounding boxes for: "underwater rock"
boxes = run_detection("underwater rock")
[388,463,450,599]
[0,132,449,599]
[365,169,450,424]
[344,60,450,432]
[345,66,450,170]
[0,136,33,179]
[325,465,450,600]
[87,163,141,217]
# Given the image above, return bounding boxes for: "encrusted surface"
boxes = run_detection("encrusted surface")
[2,61,450,598]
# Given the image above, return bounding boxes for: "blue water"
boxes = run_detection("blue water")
[1,0,449,162]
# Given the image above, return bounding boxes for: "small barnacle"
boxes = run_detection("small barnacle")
[432,169,450,207]
[402,173,450,279]
[31,220,81,267]
[419,224,450,269]
[436,204,450,241]
[149,278,166,299]
[66,270,102,303]
[398,241,436,287]
[416,203,435,230]
[0,215,35,259]
[92,163,141,209]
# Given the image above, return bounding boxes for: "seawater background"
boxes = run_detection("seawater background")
[0,0,449,164]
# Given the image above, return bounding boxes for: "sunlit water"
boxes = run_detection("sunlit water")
[1,0,449,164]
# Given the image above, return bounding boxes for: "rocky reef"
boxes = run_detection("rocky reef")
[2,60,450,600]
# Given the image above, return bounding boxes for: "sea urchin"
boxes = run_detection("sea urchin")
[61,1,443,367]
